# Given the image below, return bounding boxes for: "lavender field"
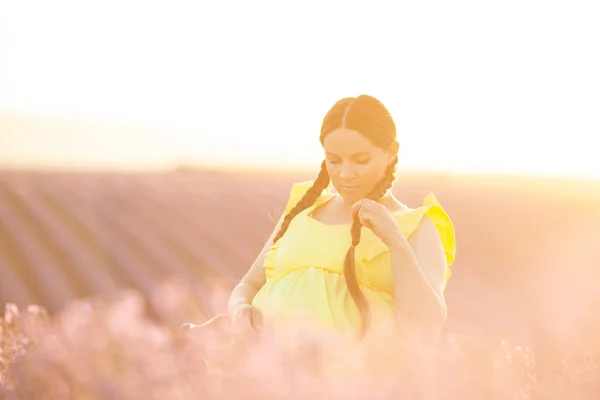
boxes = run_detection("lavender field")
[1,168,600,399]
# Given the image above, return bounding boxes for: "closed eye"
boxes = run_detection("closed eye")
[326,157,371,165]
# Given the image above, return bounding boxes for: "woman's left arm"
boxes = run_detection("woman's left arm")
[352,199,451,343]
[388,216,448,342]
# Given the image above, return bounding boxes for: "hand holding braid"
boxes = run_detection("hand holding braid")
[343,155,399,340]
[350,157,402,246]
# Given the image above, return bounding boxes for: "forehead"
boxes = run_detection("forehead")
[323,128,381,155]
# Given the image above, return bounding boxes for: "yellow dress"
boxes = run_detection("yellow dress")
[251,180,456,349]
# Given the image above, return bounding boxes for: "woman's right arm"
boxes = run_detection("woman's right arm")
[226,212,285,315]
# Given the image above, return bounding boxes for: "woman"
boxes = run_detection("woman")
[226,94,456,358]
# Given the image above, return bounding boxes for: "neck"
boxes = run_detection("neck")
[339,196,355,213]
[337,189,392,212]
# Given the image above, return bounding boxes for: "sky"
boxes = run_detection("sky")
[0,0,599,178]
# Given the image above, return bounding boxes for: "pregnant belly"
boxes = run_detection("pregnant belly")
[251,267,396,337]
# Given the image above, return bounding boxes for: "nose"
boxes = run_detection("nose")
[340,162,356,179]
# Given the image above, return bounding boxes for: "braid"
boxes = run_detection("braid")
[273,160,330,243]
[367,155,398,202]
[343,154,399,341]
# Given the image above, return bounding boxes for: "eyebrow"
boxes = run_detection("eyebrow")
[325,152,371,157]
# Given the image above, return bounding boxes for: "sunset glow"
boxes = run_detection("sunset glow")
[1,0,598,178]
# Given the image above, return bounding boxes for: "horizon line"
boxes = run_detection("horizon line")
[1,161,599,186]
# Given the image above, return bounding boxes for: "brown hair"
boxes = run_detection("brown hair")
[273,95,398,340]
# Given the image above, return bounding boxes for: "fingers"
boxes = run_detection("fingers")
[352,198,381,213]
[358,209,376,227]
[351,199,379,226]
[231,306,263,337]
[351,199,370,218]
[350,200,363,216]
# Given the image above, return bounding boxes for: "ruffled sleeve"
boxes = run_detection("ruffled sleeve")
[262,180,326,278]
[421,193,456,268]
[282,180,315,215]
[363,192,456,289]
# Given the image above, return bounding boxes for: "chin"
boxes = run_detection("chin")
[337,191,367,204]
[334,183,372,199]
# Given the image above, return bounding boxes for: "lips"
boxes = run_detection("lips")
[340,185,360,191]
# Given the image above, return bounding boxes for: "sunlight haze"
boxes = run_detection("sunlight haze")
[0,0,598,178]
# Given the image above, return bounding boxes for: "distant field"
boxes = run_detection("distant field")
[1,166,599,366]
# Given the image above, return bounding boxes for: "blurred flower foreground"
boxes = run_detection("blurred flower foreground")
[0,278,598,400]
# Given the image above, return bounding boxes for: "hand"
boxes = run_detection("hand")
[229,303,263,335]
[351,199,407,247]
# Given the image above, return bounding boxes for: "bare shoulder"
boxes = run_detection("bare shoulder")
[408,214,447,291]
[382,194,411,214]
[409,214,442,246]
